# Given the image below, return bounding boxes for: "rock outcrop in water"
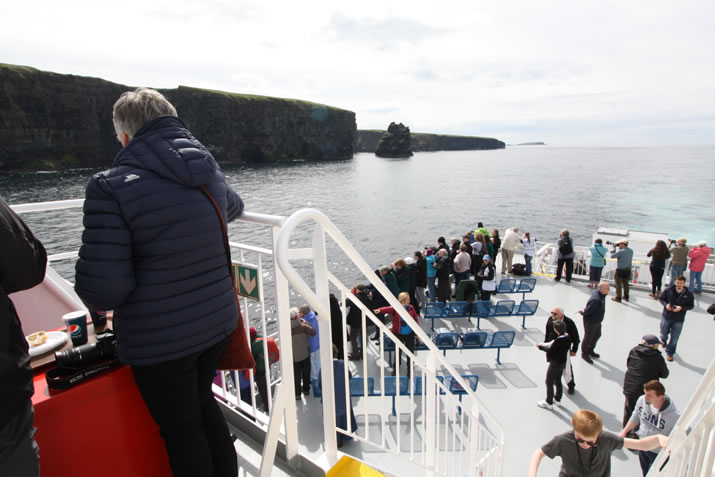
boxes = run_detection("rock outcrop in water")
[358,129,505,153]
[374,122,413,158]
[0,63,357,170]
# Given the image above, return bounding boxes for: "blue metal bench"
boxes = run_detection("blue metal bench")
[512,299,539,329]
[489,300,515,318]
[312,376,377,399]
[460,329,516,364]
[432,328,461,355]
[381,376,410,415]
[514,278,537,300]
[425,301,470,330]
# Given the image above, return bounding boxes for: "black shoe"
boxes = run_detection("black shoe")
[296,394,302,400]
[582,354,594,364]
[590,352,600,358]
[567,386,575,395]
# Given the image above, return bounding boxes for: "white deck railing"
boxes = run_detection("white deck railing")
[14,200,505,477]
[647,357,715,477]
[528,243,715,292]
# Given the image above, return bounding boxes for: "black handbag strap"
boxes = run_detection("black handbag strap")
[45,359,120,391]
[199,186,233,280]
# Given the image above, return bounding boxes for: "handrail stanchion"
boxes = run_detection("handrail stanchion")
[312,223,339,465]
[271,224,299,465]
[425,350,437,471]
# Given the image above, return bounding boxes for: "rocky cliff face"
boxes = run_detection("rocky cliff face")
[0,64,357,170]
[374,122,413,158]
[358,129,505,153]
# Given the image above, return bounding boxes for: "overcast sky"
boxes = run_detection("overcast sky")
[3,1,714,146]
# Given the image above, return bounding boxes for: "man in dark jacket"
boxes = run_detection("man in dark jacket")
[578,281,610,364]
[622,334,669,427]
[433,248,451,303]
[74,88,243,477]
[658,275,695,361]
[380,266,400,298]
[545,306,580,394]
[346,285,374,360]
[0,195,47,477]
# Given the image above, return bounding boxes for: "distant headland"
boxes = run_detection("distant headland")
[0,63,505,171]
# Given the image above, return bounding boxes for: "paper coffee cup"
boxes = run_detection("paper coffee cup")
[62,310,89,346]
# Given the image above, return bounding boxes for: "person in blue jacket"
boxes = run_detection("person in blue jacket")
[74,88,243,477]
[588,238,609,288]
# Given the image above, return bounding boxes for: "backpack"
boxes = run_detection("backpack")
[511,263,526,276]
[559,237,573,256]
[256,337,280,364]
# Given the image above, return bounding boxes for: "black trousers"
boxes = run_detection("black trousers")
[581,321,602,357]
[545,361,565,404]
[555,258,574,282]
[131,337,237,477]
[393,333,415,377]
[293,357,311,396]
[650,266,665,294]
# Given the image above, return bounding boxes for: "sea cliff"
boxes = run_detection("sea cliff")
[358,130,505,153]
[0,64,357,170]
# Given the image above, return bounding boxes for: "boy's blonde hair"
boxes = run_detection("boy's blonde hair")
[572,409,603,437]
[398,292,410,304]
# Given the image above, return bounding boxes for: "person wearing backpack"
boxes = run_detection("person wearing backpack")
[555,229,575,283]
[588,238,609,288]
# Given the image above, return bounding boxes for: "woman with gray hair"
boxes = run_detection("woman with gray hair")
[75,88,243,477]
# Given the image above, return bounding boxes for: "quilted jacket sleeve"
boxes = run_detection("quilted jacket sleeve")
[74,175,136,310]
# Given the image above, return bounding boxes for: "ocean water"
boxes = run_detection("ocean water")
[1,145,713,283]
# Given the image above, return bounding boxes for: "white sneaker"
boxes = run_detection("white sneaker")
[553,400,561,407]
[536,400,553,410]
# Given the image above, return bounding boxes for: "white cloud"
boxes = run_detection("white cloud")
[2,0,714,145]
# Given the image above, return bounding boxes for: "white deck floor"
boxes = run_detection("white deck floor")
[289,275,714,476]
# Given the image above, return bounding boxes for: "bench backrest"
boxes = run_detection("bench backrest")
[471,300,492,317]
[516,299,539,315]
[382,376,410,396]
[444,301,470,317]
[497,278,516,293]
[423,302,446,319]
[462,329,488,347]
[516,278,536,293]
[349,376,375,396]
[491,300,515,316]
[434,330,461,349]
[443,375,479,394]
[486,330,516,348]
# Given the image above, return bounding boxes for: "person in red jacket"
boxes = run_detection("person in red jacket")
[687,240,711,294]
[374,292,419,377]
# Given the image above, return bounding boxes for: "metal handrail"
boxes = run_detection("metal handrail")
[647,357,715,476]
[275,208,505,476]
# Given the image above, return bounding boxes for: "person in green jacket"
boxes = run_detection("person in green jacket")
[249,327,270,413]
[380,266,400,298]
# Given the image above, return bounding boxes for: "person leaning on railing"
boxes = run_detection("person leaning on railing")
[74,88,244,477]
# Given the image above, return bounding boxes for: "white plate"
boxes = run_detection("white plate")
[27,331,68,357]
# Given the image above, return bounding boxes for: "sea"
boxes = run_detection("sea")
[1,145,713,290]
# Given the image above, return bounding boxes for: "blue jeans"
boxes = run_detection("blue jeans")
[427,276,437,302]
[689,270,702,292]
[660,317,684,357]
[670,264,686,285]
[524,255,532,276]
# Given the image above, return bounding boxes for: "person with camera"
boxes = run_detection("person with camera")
[668,237,689,286]
[74,88,244,477]
[658,275,694,361]
[611,239,634,302]
[0,195,47,477]
[588,238,609,288]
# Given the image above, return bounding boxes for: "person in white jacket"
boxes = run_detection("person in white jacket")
[500,227,520,274]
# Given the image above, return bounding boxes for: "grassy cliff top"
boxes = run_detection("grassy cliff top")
[0,63,350,113]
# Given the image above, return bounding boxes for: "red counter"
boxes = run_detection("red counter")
[32,365,172,477]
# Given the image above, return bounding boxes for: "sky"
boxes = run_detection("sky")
[3,0,715,146]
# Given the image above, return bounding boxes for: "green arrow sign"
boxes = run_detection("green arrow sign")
[232,262,260,301]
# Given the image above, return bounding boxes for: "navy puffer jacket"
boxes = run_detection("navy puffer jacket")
[75,116,244,365]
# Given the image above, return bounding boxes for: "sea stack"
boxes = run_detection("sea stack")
[374,122,413,158]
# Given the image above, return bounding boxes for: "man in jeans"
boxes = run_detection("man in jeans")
[668,237,689,286]
[658,276,695,361]
[611,239,634,302]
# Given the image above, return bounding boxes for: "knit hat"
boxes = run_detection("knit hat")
[249,326,257,340]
